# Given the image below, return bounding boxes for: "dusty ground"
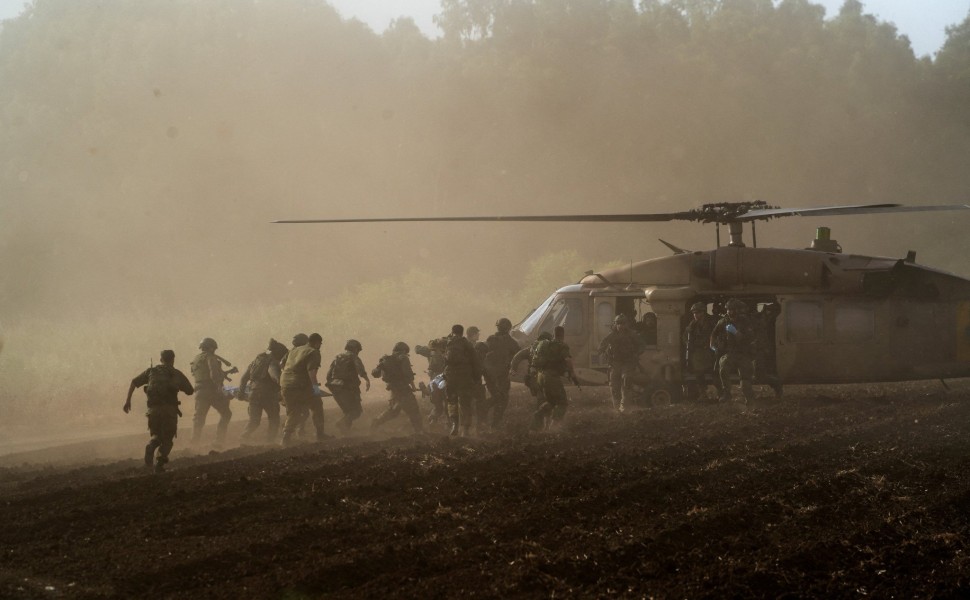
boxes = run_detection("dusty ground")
[2,382,970,599]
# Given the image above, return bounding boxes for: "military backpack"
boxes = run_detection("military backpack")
[329,352,358,387]
[248,353,274,383]
[145,365,177,398]
[375,354,406,385]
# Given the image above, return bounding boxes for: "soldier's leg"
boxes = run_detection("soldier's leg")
[619,363,636,412]
[211,395,232,446]
[737,357,755,403]
[446,386,461,435]
[608,367,623,411]
[717,355,734,401]
[488,376,512,428]
[373,398,397,427]
[531,372,553,430]
[344,389,363,429]
[145,409,162,467]
[429,389,445,424]
[265,397,281,442]
[308,396,326,440]
[457,384,475,436]
[399,391,424,433]
[191,391,213,443]
[474,382,489,432]
[281,391,309,447]
[241,396,262,439]
[152,406,179,472]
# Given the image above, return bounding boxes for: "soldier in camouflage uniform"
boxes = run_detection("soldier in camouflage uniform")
[124,349,194,473]
[511,331,553,406]
[710,298,756,404]
[444,324,481,437]
[752,303,784,398]
[326,339,371,434]
[598,315,644,413]
[415,337,448,424]
[530,326,579,431]
[237,338,288,443]
[280,332,324,446]
[483,317,521,430]
[683,302,723,402]
[466,326,490,433]
[371,342,424,434]
[190,337,233,447]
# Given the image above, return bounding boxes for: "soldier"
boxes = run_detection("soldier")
[415,337,448,424]
[124,349,194,473]
[237,338,288,443]
[482,317,521,430]
[371,342,424,434]
[280,332,325,446]
[326,339,371,434]
[710,298,756,404]
[510,331,552,406]
[530,326,580,431]
[466,326,490,433]
[598,315,644,413]
[683,302,723,402]
[443,324,481,436]
[637,312,659,346]
[752,303,784,398]
[190,337,234,447]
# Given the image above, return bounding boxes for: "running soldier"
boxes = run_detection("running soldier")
[483,317,521,430]
[683,302,723,402]
[280,332,325,446]
[190,337,234,447]
[598,315,644,413]
[326,339,371,434]
[466,326,490,433]
[444,324,481,436]
[510,331,552,406]
[371,342,424,434]
[415,337,448,424]
[530,326,579,431]
[752,303,784,398]
[124,349,194,473]
[237,338,288,443]
[710,299,756,404]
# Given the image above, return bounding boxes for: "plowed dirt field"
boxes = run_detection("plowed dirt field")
[2,383,970,598]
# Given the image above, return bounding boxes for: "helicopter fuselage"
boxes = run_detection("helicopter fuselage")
[510,245,970,391]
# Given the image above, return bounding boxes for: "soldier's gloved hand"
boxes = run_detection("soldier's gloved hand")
[710,344,718,352]
[725,324,738,335]
[312,383,323,397]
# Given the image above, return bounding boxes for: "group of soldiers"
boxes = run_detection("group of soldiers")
[124,318,541,473]
[684,298,782,404]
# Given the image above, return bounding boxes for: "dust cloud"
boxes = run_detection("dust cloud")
[0,0,968,438]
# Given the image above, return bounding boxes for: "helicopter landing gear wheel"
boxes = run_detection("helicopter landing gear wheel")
[647,384,677,407]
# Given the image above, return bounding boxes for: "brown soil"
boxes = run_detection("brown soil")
[2,383,970,598]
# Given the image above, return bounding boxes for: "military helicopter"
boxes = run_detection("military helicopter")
[277,201,970,403]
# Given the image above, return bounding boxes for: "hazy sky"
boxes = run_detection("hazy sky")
[0,1,966,56]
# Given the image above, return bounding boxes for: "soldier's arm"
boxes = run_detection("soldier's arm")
[510,347,530,374]
[355,356,371,391]
[403,356,417,389]
[239,362,253,392]
[324,358,335,384]
[174,371,194,396]
[207,355,222,383]
[268,360,281,385]
[124,370,150,413]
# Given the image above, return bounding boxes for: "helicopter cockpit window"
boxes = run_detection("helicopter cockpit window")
[517,293,556,336]
[787,301,823,342]
[834,305,874,342]
[539,297,584,336]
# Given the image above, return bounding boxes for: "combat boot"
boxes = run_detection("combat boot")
[144,443,156,468]
[153,456,168,474]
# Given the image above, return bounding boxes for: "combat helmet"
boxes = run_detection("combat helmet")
[537,331,553,341]
[613,314,630,326]
[292,333,309,347]
[393,341,410,354]
[345,339,363,353]
[199,337,218,351]
[496,317,512,332]
[726,298,747,312]
[690,302,707,313]
[267,338,287,357]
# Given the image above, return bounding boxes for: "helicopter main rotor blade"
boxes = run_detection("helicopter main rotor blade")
[273,212,693,224]
[739,204,970,220]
